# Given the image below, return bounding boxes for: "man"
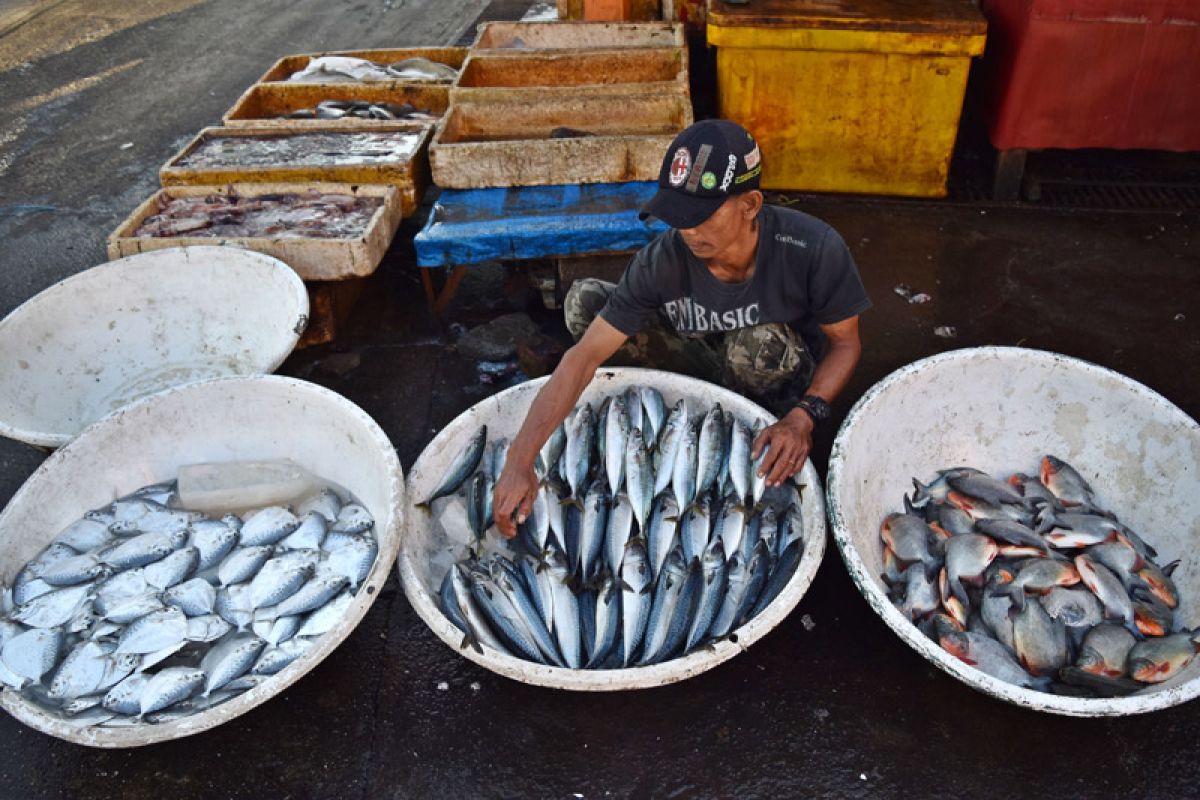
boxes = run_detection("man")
[493,119,870,537]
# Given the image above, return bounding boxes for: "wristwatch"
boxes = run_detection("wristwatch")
[796,395,831,425]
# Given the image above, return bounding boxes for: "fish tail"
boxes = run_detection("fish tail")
[559,497,584,511]
[910,478,932,507]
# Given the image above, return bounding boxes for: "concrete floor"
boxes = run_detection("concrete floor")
[2,1,1200,798]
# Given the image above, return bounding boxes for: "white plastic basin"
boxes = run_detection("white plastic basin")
[0,246,309,448]
[0,375,404,746]
[827,347,1200,716]
[399,367,826,691]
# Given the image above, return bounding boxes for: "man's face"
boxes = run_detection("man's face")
[677,192,759,260]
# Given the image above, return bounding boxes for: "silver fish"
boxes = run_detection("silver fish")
[489,438,511,483]
[545,549,582,668]
[266,568,350,619]
[103,672,152,715]
[681,494,712,564]
[646,494,680,582]
[101,529,188,571]
[162,578,217,617]
[249,556,315,609]
[214,582,253,630]
[605,394,629,495]
[1,627,64,687]
[625,388,644,441]
[727,420,753,510]
[1039,586,1103,631]
[695,405,725,500]
[537,423,567,481]
[218,545,275,586]
[201,634,266,696]
[639,387,666,445]
[749,420,768,508]
[654,400,688,496]
[619,538,653,666]
[37,553,110,587]
[115,607,188,655]
[587,575,620,668]
[420,425,487,508]
[640,547,690,665]
[446,563,508,655]
[685,539,728,653]
[879,513,937,567]
[671,420,699,513]
[186,614,234,643]
[470,570,546,664]
[577,480,609,584]
[947,472,1029,507]
[944,534,999,610]
[325,536,377,590]
[715,498,747,562]
[624,428,654,531]
[893,564,940,622]
[251,638,313,676]
[188,519,240,571]
[12,584,93,629]
[297,487,343,523]
[254,614,303,647]
[54,519,112,552]
[100,593,165,625]
[143,546,199,590]
[279,512,328,550]
[49,641,136,700]
[140,667,205,715]
[606,493,635,579]
[466,472,490,547]
[563,404,594,504]
[295,592,354,638]
[239,506,300,547]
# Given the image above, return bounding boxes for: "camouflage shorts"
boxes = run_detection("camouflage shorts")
[564,278,815,415]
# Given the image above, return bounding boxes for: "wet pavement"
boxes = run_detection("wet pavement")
[2,1,1200,798]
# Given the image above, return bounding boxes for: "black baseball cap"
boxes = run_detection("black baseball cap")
[639,119,763,229]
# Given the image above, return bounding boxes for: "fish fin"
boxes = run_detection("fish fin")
[560,498,584,511]
[414,501,432,513]
[950,576,970,608]
[1034,504,1056,535]
[1163,560,1181,577]
[903,493,918,517]
[640,584,653,595]
[910,478,932,507]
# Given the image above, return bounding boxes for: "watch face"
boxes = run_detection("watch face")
[803,397,831,421]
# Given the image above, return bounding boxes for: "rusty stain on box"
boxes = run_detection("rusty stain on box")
[471,21,684,51]
[450,47,688,104]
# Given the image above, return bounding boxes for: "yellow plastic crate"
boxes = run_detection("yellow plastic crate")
[707,0,986,198]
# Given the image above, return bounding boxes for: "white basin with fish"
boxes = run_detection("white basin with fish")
[398,367,827,691]
[827,346,1200,716]
[0,246,308,449]
[0,375,404,746]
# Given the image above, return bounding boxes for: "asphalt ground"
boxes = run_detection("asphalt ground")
[1,2,1199,798]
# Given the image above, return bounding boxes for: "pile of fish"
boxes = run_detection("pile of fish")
[422,388,808,669]
[132,191,381,240]
[177,132,421,170]
[0,480,377,727]
[284,100,440,122]
[286,56,458,84]
[883,455,1195,697]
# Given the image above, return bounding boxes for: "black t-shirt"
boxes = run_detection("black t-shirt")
[600,204,871,359]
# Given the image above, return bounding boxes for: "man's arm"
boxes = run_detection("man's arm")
[753,315,862,486]
[492,316,629,537]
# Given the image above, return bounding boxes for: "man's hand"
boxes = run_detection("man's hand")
[492,460,539,539]
[752,408,814,488]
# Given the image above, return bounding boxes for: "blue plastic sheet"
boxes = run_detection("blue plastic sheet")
[414,182,668,268]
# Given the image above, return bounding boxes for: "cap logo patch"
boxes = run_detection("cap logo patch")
[668,148,691,187]
[685,144,713,193]
[700,172,717,190]
[719,153,737,192]
[744,145,761,170]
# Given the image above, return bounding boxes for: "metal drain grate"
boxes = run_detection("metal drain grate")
[1032,179,1200,210]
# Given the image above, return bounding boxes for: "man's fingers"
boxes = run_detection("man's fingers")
[751,427,774,461]
[766,447,795,487]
